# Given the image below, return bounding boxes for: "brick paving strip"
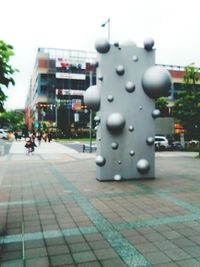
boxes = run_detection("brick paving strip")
[0,142,200,266]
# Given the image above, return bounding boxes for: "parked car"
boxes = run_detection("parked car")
[155,136,169,151]
[189,139,199,145]
[170,141,184,151]
[0,129,8,139]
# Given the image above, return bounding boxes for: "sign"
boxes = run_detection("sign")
[56,73,86,80]
[72,99,81,110]
[66,102,72,109]
[74,113,79,122]
[56,58,86,69]
[56,89,85,96]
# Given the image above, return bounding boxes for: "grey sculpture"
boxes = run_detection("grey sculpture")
[84,38,172,181]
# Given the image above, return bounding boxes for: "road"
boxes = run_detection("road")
[61,141,97,153]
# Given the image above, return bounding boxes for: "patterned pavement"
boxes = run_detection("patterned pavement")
[0,141,200,266]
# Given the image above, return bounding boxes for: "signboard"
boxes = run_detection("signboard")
[72,99,81,110]
[56,89,85,96]
[56,58,86,69]
[74,113,79,122]
[56,72,86,80]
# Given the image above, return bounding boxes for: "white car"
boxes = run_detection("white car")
[0,129,8,139]
[155,136,169,150]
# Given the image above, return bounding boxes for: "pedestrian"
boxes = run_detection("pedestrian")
[37,132,42,146]
[47,132,52,143]
[25,138,37,155]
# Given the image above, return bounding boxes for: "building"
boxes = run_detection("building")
[26,47,199,136]
[25,47,96,136]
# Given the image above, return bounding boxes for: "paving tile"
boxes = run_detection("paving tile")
[89,240,111,250]
[47,244,70,255]
[77,261,101,267]
[69,242,90,253]
[25,247,47,259]
[161,230,182,240]
[172,237,196,248]
[182,245,200,257]
[101,257,127,267]
[50,254,74,266]
[1,250,22,261]
[72,251,96,263]
[94,248,118,260]
[177,258,200,267]
[144,251,171,265]
[25,257,50,267]
[1,259,24,267]
[164,248,191,261]
[134,242,159,253]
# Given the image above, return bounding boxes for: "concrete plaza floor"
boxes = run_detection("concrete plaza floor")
[0,141,200,267]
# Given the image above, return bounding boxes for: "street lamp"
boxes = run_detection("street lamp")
[101,18,110,41]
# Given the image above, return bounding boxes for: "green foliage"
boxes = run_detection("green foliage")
[173,64,200,138]
[0,40,17,112]
[155,97,169,117]
[0,110,24,130]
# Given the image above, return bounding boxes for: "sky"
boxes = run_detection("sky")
[1,0,200,110]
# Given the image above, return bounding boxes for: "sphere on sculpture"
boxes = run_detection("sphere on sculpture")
[107,95,114,102]
[152,109,161,118]
[142,66,172,98]
[84,85,100,111]
[137,159,150,174]
[94,116,101,123]
[116,65,125,76]
[129,150,135,156]
[133,55,139,62]
[144,37,154,51]
[98,76,103,81]
[114,174,122,181]
[125,81,135,93]
[146,137,154,145]
[106,113,125,134]
[128,125,134,132]
[111,142,119,150]
[95,155,106,167]
[95,38,110,54]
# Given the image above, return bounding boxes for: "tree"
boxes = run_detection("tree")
[173,64,200,138]
[173,64,200,157]
[0,40,17,112]
[155,97,169,117]
[0,110,24,130]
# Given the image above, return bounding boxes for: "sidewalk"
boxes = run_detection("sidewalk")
[0,142,200,266]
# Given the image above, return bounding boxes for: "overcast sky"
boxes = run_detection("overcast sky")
[1,0,200,110]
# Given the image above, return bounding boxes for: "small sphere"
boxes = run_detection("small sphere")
[95,155,106,167]
[146,137,154,145]
[111,142,119,149]
[98,137,101,141]
[84,85,100,111]
[125,81,135,93]
[133,55,139,62]
[152,109,161,118]
[114,174,122,181]
[129,150,135,156]
[94,116,100,123]
[118,161,122,165]
[137,159,150,174]
[144,37,154,51]
[116,65,125,76]
[94,126,98,131]
[114,42,119,47]
[106,113,126,134]
[142,66,172,98]
[128,125,134,132]
[139,106,143,110]
[98,76,103,81]
[91,60,99,68]
[107,95,114,102]
[95,38,110,54]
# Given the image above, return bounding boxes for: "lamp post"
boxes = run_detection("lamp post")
[101,18,110,41]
